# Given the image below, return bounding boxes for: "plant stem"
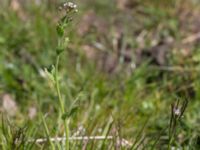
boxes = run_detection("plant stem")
[168,137,172,150]
[55,55,64,113]
[42,115,55,150]
[55,54,70,150]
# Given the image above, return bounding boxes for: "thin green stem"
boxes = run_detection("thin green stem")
[55,54,70,150]
[55,55,64,113]
[42,115,55,150]
[168,136,173,150]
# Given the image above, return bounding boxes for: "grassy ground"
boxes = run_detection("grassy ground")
[0,0,200,149]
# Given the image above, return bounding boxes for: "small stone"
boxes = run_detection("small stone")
[28,107,37,119]
[1,94,18,116]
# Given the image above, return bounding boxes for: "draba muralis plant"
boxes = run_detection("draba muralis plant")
[44,2,78,150]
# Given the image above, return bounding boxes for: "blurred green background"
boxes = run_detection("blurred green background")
[0,0,200,149]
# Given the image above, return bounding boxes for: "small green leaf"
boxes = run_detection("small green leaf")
[56,25,64,37]
[56,47,64,55]
[44,65,56,83]
[61,16,70,25]
[68,106,78,117]
[61,106,78,120]
[61,113,68,120]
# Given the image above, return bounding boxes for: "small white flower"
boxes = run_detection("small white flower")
[59,2,78,12]
[63,2,77,9]
[174,108,181,116]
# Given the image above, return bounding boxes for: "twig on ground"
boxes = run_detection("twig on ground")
[152,66,200,72]
[182,32,200,44]
[28,136,132,147]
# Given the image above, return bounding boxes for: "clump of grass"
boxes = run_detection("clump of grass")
[0,116,34,150]
[168,99,188,149]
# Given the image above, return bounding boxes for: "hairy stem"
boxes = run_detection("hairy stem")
[55,54,70,150]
